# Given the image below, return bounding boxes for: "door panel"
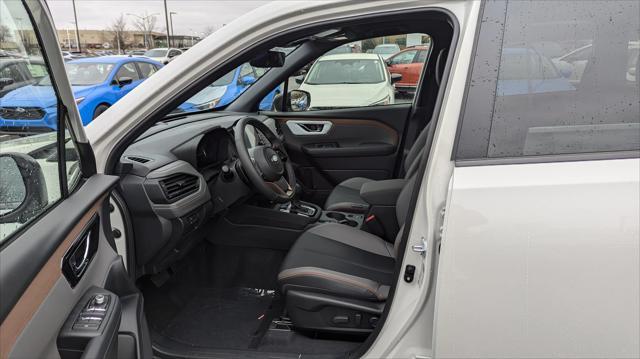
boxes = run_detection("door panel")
[272,104,412,204]
[0,1,150,358]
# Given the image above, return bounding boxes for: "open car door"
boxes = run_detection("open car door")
[0,1,151,358]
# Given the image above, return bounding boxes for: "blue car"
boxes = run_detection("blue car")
[0,56,163,132]
[182,63,280,112]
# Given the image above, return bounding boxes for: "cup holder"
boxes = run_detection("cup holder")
[326,212,346,221]
[341,219,358,227]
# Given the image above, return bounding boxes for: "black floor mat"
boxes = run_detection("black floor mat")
[159,287,274,350]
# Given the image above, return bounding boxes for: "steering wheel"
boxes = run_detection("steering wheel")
[234,116,296,203]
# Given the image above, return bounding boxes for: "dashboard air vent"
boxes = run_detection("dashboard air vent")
[159,173,199,202]
[126,156,151,164]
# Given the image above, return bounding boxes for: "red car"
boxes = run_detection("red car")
[385,46,429,93]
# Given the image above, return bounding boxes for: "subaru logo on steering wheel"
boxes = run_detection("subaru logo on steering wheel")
[271,154,280,163]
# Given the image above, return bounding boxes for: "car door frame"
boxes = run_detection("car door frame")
[0,1,151,358]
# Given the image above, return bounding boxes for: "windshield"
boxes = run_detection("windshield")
[65,63,115,85]
[173,46,295,114]
[374,46,399,54]
[144,49,167,57]
[305,59,385,85]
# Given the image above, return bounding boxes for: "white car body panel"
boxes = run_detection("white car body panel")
[435,159,640,358]
[299,82,393,108]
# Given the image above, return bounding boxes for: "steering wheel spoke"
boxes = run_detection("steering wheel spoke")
[234,116,297,202]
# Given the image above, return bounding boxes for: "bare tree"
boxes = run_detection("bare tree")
[132,12,157,49]
[202,25,217,38]
[0,25,11,44]
[108,14,128,54]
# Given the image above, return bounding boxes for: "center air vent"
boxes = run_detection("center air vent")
[159,173,199,202]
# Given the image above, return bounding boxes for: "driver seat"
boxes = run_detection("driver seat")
[278,176,416,333]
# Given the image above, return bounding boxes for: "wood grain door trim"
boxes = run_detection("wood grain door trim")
[0,196,105,359]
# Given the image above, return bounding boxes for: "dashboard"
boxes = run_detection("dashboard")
[119,113,279,275]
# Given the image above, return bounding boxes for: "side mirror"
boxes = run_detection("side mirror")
[0,153,48,224]
[0,77,15,89]
[390,73,402,83]
[385,59,392,67]
[294,75,304,85]
[116,77,133,87]
[240,75,256,85]
[288,89,310,112]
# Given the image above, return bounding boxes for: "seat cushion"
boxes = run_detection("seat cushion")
[324,177,373,213]
[278,223,395,302]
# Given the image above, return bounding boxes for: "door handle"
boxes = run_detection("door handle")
[285,120,332,136]
[69,231,91,276]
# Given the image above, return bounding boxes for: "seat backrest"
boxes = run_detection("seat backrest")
[402,122,431,178]
[392,175,417,257]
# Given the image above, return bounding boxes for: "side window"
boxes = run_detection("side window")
[0,0,81,243]
[416,50,428,63]
[137,62,158,78]
[455,0,640,160]
[27,62,47,79]
[0,64,26,83]
[115,63,140,82]
[274,33,431,111]
[389,50,417,65]
[168,50,181,58]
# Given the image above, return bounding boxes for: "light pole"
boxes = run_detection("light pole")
[126,13,159,49]
[163,0,171,48]
[69,21,79,52]
[71,0,81,52]
[169,12,177,47]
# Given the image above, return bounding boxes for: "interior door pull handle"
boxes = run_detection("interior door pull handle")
[286,120,332,136]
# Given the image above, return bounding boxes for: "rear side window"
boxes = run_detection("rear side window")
[456,0,640,160]
[115,62,140,81]
[137,62,158,78]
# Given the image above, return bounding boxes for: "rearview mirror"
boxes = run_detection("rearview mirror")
[250,50,286,68]
[288,89,310,112]
[390,73,402,83]
[0,153,48,224]
[0,77,15,89]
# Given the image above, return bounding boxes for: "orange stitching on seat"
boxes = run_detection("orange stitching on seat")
[279,270,383,300]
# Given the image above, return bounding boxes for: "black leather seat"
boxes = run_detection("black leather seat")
[324,124,429,213]
[279,176,416,333]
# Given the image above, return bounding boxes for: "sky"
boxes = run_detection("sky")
[45,0,272,36]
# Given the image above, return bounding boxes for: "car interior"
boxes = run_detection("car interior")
[112,9,455,358]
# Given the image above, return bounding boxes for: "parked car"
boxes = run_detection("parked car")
[182,63,280,111]
[143,47,183,64]
[297,53,400,109]
[385,45,429,93]
[1,1,638,359]
[372,43,401,59]
[60,51,74,61]
[126,49,146,56]
[0,57,47,97]
[0,56,162,132]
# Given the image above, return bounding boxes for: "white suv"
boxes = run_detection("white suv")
[0,1,638,359]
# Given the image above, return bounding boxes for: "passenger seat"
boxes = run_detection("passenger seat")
[323,123,430,213]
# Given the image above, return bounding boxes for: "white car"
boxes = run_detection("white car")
[373,43,401,60]
[1,1,638,359]
[142,47,182,64]
[298,53,397,109]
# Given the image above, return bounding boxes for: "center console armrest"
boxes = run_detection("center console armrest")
[360,179,407,206]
